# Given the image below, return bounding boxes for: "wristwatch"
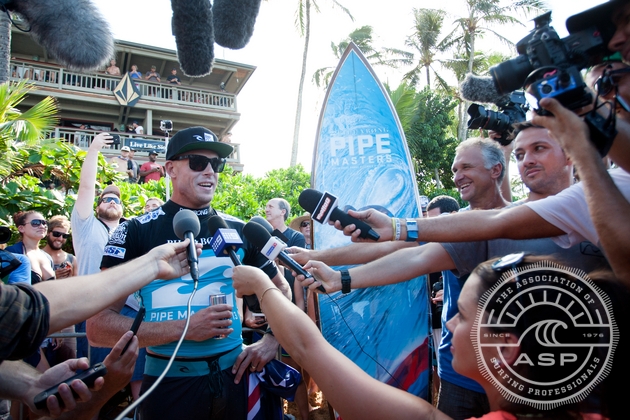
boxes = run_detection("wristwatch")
[405,219,418,242]
[340,270,351,294]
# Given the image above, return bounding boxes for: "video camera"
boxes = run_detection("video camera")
[489,11,608,115]
[467,91,528,145]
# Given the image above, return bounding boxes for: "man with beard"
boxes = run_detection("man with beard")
[70,132,125,364]
[42,215,77,279]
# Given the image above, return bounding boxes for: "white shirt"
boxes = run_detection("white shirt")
[525,167,630,248]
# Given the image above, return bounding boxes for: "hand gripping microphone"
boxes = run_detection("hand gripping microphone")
[208,216,261,312]
[298,189,380,241]
[173,210,201,283]
[243,221,325,292]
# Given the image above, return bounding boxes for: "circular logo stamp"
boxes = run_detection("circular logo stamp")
[473,260,618,409]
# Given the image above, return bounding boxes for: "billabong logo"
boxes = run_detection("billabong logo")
[473,260,617,409]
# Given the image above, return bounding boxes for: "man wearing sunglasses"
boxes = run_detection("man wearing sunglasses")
[70,132,126,376]
[42,215,77,279]
[91,126,291,420]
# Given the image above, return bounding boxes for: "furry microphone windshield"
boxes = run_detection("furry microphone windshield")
[171,0,215,77]
[8,0,114,71]
[212,0,262,50]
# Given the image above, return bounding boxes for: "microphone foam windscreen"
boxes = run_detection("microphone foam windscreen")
[460,73,511,105]
[212,0,262,50]
[171,0,214,77]
[173,209,201,240]
[298,189,321,214]
[249,216,273,234]
[10,0,114,71]
[242,221,272,250]
[207,215,229,236]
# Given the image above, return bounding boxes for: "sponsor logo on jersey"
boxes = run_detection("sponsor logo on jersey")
[104,245,126,259]
[109,223,128,245]
[137,208,165,224]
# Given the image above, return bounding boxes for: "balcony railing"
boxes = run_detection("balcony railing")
[10,60,236,110]
[45,127,241,166]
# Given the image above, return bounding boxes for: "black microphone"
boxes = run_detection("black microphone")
[208,216,261,312]
[173,210,201,283]
[213,0,262,50]
[459,73,512,105]
[249,216,273,233]
[172,0,214,77]
[298,189,380,241]
[242,222,326,293]
[208,216,243,266]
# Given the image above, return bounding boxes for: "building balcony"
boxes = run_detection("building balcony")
[45,127,243,172]
[10,59,237,113]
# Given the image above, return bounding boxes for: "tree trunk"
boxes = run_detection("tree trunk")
[434,167,442,189]
[0,12,11,85]
[290,0,311,167]
[457,100,468,142]
[425,64,430,88]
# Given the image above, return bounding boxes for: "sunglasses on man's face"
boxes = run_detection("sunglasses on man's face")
[174,154,226,173]
[100,196,121,205]
[51,231,70,239]
[25,219,47,227]
[595,67,630,97]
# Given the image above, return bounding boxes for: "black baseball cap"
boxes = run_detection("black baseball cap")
[166,126,233,160]
[149,149,159,155]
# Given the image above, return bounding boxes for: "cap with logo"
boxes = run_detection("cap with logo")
[120,146,131,152]
[149,149,159,155]
[166,126,234,160]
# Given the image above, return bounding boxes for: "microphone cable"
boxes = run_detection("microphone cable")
[114,282,198,420]
[310,275,402,388]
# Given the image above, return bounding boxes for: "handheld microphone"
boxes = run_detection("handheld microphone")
[242,222,325,293]
[249,216,273,233]
[208,216,243,266]
[459,73,512,105]
[208,216,261,312]
[298,189,380,241]
[173,210,201,283]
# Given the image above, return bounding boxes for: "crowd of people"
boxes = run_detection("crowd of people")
[1,1,630,420]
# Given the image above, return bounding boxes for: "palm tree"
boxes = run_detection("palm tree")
[312,26,409,89]
[0,81,58,181]
[290,0,353,167]
[402,8,453,92]
[446,0,546,75]
[442,0,545,140]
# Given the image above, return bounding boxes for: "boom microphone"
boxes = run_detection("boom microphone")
[173,210,201,283]
[460,73,511,105]
[213,0,262,50]
[298,189,380,241]
[172,0,214,77]
[242,222,325,293]
[208,216,261,312]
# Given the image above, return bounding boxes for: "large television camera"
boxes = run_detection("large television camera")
[489,11,608,115]
[467,91,528,145]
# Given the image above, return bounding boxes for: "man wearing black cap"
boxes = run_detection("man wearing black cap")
[139,150,164,183]
[90,126,291,420]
